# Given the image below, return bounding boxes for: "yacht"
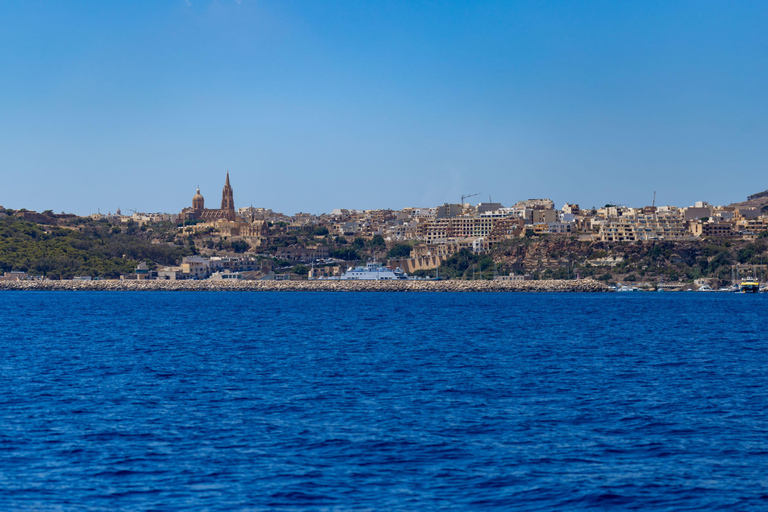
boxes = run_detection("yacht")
[340,262,410,281]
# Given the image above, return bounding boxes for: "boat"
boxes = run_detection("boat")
[697,284,714,292]
[616,284,640,292]
[740,276,760,293]
[340,262,410,280]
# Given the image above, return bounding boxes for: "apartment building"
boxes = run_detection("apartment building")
[435,203,464,219]
[689,220,735,238]
[735,217,768,234]
[600,212,688,242]
[423,216,506,243]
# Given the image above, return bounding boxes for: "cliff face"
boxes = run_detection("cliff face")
[492,237,767,284]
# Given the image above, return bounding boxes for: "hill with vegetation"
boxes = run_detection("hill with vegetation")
[0,216,189,279]
[730,189,768,212]
[404,236,768,286]
[3,205,768,286]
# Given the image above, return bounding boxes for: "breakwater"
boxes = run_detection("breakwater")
[0,278,611,292]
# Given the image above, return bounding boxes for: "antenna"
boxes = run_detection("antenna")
[652,191,656,208]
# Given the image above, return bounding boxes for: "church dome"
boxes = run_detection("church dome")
[193,187,205,210]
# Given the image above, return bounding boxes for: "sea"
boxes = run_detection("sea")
[1,291,768,511]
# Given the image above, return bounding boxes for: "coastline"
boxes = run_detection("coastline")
[0,278,612,292]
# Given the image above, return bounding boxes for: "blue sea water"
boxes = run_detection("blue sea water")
[1,292,768,511]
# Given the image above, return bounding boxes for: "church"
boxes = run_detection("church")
[180,171,237,222]
[180,172,269,242]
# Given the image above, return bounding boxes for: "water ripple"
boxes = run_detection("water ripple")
[1,291,767,510]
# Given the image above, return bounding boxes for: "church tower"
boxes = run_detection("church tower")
[193,187,205,214]
[221,171,235,221]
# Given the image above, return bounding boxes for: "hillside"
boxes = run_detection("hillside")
[0,217,189,279]
[728,189,768,211]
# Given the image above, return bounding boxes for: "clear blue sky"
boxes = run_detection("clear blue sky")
[1,1,766,215]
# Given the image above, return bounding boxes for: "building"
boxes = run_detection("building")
[180,256,211,279]
[514,198,555,210]
[435,203,464,219]
[477,202,503,214]
[179,172,270,244]
[532,209,557,224]
[308,266,342,279]
[215,217,270,241]
[689,219,735,238]
[561,203,580,215]
[208,270,243,281]
[2,271,28,281]
[735,217,768,235]
[276,245,330,263]
[209,256,261,272]
[533,222,573,235]
[494,273,532,282]
[180,172,237,222]
[157,267,184,280]
[684,202,714,221]
[600,211,689,242]
[134,262,156,280]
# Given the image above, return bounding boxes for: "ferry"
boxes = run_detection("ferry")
[739,276,760,293]
[340,262,410,281]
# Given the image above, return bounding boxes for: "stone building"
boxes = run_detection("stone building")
[181,172,237,222]
[179,171,270,245]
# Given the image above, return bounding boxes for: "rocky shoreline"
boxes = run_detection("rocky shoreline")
[0,278,612,292]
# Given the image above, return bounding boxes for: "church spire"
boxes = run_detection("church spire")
[221,171,235,220]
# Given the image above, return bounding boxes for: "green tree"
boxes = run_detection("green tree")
[387,243,412,259]
[231,240,249,253]
[330,248,360,261]
[369,235,386,248]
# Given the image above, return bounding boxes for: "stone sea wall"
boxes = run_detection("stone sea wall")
[0,278,612,292]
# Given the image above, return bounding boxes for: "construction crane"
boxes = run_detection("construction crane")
[461,192,480,205]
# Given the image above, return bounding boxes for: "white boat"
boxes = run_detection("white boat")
[697,284,714,292]
[616,284,640,292]
[340,262,410,280]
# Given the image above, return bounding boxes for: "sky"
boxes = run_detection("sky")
[0,0,766,215]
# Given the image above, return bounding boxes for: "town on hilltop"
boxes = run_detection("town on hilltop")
[2,172,768,289]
